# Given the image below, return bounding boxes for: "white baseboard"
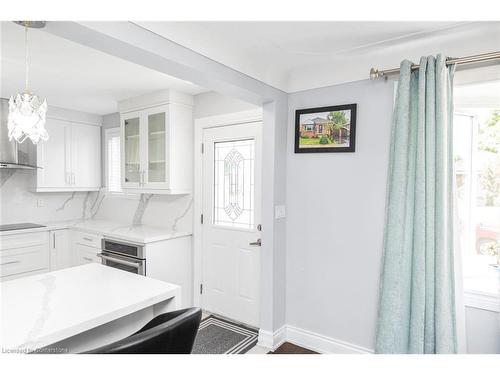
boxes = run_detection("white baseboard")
[258,325,373,354]
[258,325,286,351]
[286,325,373,354]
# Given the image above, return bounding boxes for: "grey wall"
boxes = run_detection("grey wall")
[286,79,394,350]
[102,112,120,128]
[285,78,500,353]
[193,91,258,119]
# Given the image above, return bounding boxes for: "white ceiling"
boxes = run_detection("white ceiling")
[137,21,500,92]
[2,21,499,115]
[0,21,208,115]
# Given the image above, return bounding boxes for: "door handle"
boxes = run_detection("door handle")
[249,239,261,246]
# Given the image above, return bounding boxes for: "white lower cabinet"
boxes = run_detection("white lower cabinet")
[49,229,72,271]
[1,229,192,307]
[0,232,50,280]
[74,244,100,265]
[71,230,102,265]
[145,236,193,308]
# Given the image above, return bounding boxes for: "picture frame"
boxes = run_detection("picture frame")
[294,104,357,153]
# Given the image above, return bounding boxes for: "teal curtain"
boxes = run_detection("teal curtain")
[375,55,457,354]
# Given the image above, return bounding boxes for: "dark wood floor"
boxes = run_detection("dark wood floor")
[269,342,318,354]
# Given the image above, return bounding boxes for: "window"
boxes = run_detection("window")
[318,124,323,133]
[305,124,314,131]
[105,128,122,193]
[213,139,255,229]
[454,81,499,302]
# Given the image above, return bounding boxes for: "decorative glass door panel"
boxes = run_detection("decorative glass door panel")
[147,112,166,183]
[213,139,255,229]
[124,117,140,184]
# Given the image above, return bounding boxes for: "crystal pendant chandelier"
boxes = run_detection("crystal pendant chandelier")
[8,21,48,144]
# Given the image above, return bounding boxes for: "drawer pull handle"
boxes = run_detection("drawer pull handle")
[82,237,93,242]
[82,257,93,262]
[1,260,20,266]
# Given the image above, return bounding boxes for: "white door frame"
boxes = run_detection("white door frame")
[193,109,263,317]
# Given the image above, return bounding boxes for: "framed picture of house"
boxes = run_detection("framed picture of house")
[294,104,357,153]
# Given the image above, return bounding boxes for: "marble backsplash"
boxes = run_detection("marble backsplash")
[0,169,193,233]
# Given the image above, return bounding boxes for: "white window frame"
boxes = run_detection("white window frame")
[454,112,499,312]
[104,127,127,196]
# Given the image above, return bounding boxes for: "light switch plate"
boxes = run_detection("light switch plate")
[37,199,45,207]
[274,205,286,219]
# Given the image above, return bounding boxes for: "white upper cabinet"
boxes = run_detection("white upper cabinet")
[36,117,101,192]
[119,90,193,194]
[71,124,101,189]
[37,118,70,189]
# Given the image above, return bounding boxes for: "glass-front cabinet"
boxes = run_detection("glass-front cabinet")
[146,111,167,185]
[123,112,141,186]
[121,105,169,190]
[119,96,192,194]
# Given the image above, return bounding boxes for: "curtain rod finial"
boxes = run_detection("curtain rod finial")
[370,68,381,80]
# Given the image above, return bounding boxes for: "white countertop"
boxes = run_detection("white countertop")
[0,219,191,244]
[1,264,180,352]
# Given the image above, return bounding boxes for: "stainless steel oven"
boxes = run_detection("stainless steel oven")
[98,239,146,276]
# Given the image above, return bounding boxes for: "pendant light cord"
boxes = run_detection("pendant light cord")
[25,22,29,93]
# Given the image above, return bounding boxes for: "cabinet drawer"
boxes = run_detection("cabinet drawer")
[0,244,49,278]
[0,231,48,250]
[74,243,100,265]
[73,231,102,249]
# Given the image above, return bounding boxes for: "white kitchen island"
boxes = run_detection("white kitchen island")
[1,263,181,353]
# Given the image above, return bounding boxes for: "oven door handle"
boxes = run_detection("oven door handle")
[97,253,141,269]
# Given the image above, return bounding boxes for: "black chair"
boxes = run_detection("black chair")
[83,307,202,354]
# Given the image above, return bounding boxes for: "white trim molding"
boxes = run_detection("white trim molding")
[464,290,500,312]
[258,325,373,354]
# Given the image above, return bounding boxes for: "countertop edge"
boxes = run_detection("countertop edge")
[17,288,180,352]
[0,221,192,244]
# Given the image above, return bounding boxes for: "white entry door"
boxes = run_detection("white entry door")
[201,122,262,327]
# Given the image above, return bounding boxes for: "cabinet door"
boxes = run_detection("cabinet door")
[49,229,72,271]
[72,123,101,189]
[144,105,169,189]
[122,111,142,188]
[37,118,72,189]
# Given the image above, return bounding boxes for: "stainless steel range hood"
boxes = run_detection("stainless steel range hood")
[0,98,38,169]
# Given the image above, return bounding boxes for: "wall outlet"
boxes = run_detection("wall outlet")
[274,205,286,219]
[37,199,46,208]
